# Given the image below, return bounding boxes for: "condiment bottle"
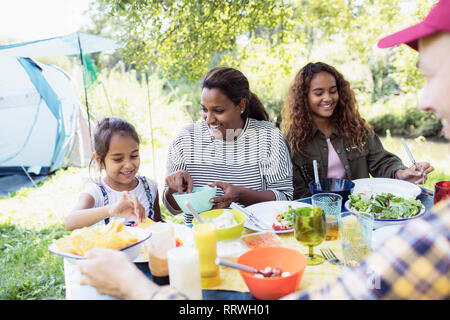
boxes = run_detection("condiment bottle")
[148,223,176,285]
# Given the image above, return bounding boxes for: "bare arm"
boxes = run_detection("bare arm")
[151,191,164,222]
[66,192,144,231]
[65,193,111,230]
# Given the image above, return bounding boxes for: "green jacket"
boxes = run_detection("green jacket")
[288,126,407,200]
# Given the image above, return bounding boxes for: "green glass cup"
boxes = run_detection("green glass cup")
[294,207,326,265]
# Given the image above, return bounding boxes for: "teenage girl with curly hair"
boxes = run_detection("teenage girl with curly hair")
[282,62,433,199]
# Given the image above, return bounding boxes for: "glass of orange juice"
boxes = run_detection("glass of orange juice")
[193,223,220,288]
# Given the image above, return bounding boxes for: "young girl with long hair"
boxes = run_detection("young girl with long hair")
[66,117,161,230]
[282,62,433,199]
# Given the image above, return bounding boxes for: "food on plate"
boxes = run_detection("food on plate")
[176,237,183,247]
[241,231,281,249]
[348,192,424,220]
[272,206,295,231]
[137,216,156,228]
[53,219,139,256]
[272,205,323,231]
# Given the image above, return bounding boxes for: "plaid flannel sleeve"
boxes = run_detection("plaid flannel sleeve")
[284,199,450,300]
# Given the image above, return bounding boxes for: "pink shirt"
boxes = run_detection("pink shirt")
[326,138,347,179]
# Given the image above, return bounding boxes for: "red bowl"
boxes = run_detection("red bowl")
[237,247,307,300]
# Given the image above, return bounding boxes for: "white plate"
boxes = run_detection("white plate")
[48,226,152,261]
[352,178,421,199]
[243,200,313,233]
[372,225,402,250]
[133,223,194,263]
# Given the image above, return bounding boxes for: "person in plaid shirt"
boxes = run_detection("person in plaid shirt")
[77,0,450,300]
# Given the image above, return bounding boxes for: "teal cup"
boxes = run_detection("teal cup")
[173,186,217,215]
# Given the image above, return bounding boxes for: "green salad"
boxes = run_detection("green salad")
[348,192,424,220]
[273,205,295,230]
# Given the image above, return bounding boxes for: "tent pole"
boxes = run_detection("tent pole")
[77,33,93,145]
[21,166,38,188]
[101,81,114,115]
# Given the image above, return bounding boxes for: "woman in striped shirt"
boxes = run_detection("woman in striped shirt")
[163,67,293,223]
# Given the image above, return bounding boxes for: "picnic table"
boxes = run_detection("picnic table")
[133,187,435,300]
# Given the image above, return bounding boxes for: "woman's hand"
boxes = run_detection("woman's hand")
[165,170,194,195]
[109,192,145,223]
[208,182,243,209]
[395,162,434,184]
[77,248,156,300]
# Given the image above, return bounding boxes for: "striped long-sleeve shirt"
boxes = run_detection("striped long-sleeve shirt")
[162,118,293,223]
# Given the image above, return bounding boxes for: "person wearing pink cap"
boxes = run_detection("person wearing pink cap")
[378,0,450,138]
[75,1,449,301]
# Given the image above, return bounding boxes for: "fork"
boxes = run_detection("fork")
[229,202,272,230]
[320,247,343,266]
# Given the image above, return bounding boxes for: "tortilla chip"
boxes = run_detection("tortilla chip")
[138,216,155,229]
[53,219,140,256]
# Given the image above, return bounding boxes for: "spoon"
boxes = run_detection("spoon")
[184,200,205,223]
[313,160,322,191]
[215,257,282,277]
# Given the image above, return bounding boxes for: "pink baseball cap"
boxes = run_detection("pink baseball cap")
[378,0,450,50]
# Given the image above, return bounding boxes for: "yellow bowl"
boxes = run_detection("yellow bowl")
[193,209,246,241]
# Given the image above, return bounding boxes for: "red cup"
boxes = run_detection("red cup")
[434,181,450,205]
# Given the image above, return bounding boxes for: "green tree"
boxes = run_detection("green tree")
[87,0,439,128]
[93,0,290,80]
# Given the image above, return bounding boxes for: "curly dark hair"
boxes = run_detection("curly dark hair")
[281,62,372,155]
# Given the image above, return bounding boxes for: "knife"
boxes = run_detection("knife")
[401,138,425,185]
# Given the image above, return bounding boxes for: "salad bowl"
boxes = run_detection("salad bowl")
[344,193,426,229]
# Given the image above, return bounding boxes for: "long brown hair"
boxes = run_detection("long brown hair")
[281,62,371,155]
[202,67,269,121]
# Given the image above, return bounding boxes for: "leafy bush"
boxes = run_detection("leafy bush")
[369,108,444,139]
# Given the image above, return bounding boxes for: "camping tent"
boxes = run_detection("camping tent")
[0,54,92,176]
[0,32,120,177]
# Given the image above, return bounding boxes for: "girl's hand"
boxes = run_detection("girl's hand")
[165,170,194,195]
[395,162,434,184]
[208,182,243,209]
[109,192,145,222]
